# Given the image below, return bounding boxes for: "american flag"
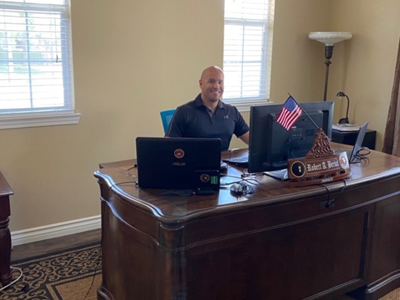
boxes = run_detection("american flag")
[276,96,303,130]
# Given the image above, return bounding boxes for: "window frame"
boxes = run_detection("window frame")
[0,0,80,129]
[223,0,274,111]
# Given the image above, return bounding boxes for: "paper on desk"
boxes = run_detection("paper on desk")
[264,169,289,180]
[332,123,360,132]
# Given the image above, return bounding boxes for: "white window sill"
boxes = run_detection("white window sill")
[228,99,273,113]
[0,111,81,130]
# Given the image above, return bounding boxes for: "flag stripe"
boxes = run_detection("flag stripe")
[276,96,303,130]
[280,106,301,128]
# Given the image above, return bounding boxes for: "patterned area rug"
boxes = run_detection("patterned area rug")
[381,289,400,300]
[0,244,101,300]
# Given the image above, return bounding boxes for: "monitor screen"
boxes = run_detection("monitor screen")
[248,101,334,173]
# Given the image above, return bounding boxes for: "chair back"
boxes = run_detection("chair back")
[160,109,176,133]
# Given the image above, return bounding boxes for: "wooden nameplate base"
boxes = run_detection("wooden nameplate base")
[287,129,350,187]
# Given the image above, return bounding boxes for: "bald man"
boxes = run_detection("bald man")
[166,66,250,151]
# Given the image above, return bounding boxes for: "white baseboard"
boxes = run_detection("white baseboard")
[11,215,101,246]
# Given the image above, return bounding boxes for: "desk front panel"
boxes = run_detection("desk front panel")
[185,206,371,300]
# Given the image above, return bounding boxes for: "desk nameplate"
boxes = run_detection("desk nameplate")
[288,152,350,187]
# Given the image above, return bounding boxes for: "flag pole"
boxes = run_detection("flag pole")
[287,92,320,130]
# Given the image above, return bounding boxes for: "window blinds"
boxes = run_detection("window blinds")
[223,0,274,102]
[0,0,74,114]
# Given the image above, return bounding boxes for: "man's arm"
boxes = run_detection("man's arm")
[239,131,250,145]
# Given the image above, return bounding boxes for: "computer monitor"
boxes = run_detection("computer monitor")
[248,101,334,173]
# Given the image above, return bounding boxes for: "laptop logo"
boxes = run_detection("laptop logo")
[174,149,185,159]
[200,174,210,183]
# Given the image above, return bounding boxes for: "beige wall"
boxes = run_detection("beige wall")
[329,0,400,149]
[1,0,399,232]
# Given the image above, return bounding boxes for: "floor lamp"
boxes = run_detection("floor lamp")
[308,32,352,101]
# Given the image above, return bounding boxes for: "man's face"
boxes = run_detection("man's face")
[199,68,224,103]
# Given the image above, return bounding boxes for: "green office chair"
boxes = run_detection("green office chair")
[160,109,176,134]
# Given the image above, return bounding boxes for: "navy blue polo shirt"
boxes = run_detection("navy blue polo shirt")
[166,94,249,151]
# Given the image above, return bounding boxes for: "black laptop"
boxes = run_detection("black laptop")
[136,137,221,192]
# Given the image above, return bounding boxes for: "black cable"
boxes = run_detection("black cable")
[126,166,136,177]
[351,147,370,164]
[319,184,333,208]
[82,246,102,300]
[339,178,348,193]
[241,177,261,186]
[320,183,331,195]
[320,176,350,207]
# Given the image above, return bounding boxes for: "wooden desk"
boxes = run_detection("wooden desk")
[0,171,13,286]
[94,149,400,300]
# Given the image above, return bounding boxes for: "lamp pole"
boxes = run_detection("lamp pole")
[323,45,334,101]
[308,32,352,101]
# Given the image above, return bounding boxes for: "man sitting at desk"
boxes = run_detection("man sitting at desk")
[165,66,250,151]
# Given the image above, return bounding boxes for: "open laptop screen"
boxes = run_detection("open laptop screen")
[136,137,221,192]
[349,121,369,161]
[333,121,369,163]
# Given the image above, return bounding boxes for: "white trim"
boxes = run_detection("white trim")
[229,99,274,112]
[0,111,81,130]
[11,215,101,246]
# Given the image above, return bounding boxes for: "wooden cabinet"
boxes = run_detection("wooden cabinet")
[0,171,13,286]
[350,191,400,300]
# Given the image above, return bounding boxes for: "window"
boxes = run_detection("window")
[223,0,274,108]
[0,0,79,129]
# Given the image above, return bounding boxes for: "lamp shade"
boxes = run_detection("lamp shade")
[308,32,352,46]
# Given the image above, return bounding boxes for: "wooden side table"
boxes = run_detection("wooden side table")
[0,171,13,286]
